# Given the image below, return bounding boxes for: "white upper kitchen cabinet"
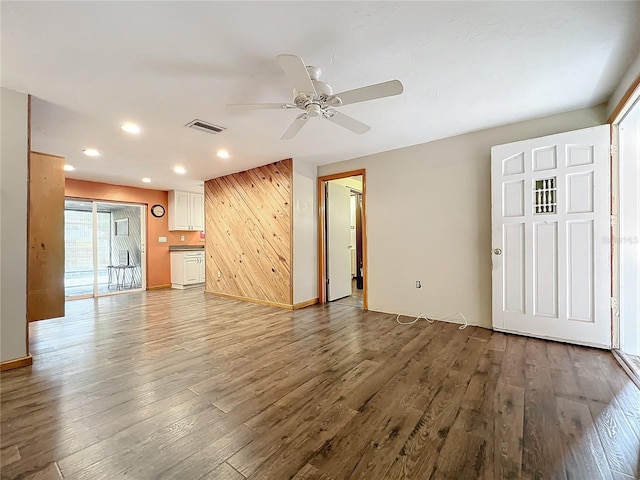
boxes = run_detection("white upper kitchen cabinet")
[168,190,204,231]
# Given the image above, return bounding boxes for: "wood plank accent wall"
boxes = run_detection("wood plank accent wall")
[205,159,293,306]
[28,151,65,321]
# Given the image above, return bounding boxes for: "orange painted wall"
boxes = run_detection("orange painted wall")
[65,179,203,288]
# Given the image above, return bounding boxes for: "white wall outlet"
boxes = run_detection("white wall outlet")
[416,280,422,288]
[158,236,167,243]
[180,235,185,241]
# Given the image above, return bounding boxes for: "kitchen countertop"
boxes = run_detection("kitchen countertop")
[169,245,205,251]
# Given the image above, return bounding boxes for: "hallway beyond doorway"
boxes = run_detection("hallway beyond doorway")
[332,279,364,308]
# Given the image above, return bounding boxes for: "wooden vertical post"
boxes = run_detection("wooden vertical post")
[28,151,65,321]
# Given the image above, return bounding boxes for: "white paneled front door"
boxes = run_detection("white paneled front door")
[491,125,611,347]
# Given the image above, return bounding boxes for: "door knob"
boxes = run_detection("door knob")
[493,248,502,255]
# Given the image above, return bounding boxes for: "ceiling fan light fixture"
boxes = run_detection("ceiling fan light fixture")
[307,104,321,117]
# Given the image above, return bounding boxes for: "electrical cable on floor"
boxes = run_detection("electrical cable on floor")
[396,311,468,330]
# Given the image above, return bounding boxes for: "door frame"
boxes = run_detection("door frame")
[318,169,367,309]
[609,75,640,350]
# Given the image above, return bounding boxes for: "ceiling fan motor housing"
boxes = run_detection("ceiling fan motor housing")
[294,75,341,114]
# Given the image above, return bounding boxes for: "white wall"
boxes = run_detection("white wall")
[0,88,29,362]
[293,159,318,304]
[318,105,606,327]
[619,101,640,355]
[608,50,640,119]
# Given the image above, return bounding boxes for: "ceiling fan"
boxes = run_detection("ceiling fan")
[227,54,404,140]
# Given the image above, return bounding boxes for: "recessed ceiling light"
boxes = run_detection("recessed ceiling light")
[83,148,101,157]
[121,123,141,134]
[174,166,186,174]
[142,177,151,183]
[63,164,75,171]
[217,149,230,159]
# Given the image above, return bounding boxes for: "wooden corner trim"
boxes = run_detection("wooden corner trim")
[608,74,640,124]
[204,291,295,310]
[1,355,33,372]
[318,169,366,183]
[293,298,319,310]
[147,284,171,290]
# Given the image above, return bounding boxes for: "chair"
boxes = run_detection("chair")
[107,250,136,289]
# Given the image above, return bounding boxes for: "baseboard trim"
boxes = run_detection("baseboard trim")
[1,355,33,372]
[147,284,171,290]
[204,291,295,310]
[293,298,319,310]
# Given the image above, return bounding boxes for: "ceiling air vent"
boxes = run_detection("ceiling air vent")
[185,119,226,135]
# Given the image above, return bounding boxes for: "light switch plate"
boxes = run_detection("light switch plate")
[158,236,167,243]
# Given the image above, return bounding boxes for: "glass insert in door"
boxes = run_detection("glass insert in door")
[64,200,94,298]
[97,202,143,293]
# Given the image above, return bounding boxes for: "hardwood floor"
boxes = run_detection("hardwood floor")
[1,289,639,480]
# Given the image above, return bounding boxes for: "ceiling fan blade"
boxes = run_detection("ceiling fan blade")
[276,54,317,96]
[281,114,309,140]
[226,103,296,110]
[325,110,371,135]
[333,79,403,106]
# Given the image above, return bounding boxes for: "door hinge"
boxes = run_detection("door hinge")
[611,297,619,316]
[610,214,618,228]
[610,144,618,156]
[326,278,330,284]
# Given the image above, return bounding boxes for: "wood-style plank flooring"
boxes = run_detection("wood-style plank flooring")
[1,289,639,480]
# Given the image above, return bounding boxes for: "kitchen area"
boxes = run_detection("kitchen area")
[167,189,206,290]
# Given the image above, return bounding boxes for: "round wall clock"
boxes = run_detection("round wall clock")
[151,204,165,218]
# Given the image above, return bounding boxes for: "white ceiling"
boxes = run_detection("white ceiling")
[2,1,639,192]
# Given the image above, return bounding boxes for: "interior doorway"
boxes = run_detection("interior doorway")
[64,198,146,299]
[318,170,366,309]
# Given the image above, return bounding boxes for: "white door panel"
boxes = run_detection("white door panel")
[491,125,611,347]
[327,182,352,301]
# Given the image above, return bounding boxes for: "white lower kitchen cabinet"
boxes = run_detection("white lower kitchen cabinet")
[170,250,205,289]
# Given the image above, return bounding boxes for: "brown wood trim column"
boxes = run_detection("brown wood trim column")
[28,151,65,322]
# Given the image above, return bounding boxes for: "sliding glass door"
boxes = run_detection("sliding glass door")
[64,200,95,298]
[64,199,146,299]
